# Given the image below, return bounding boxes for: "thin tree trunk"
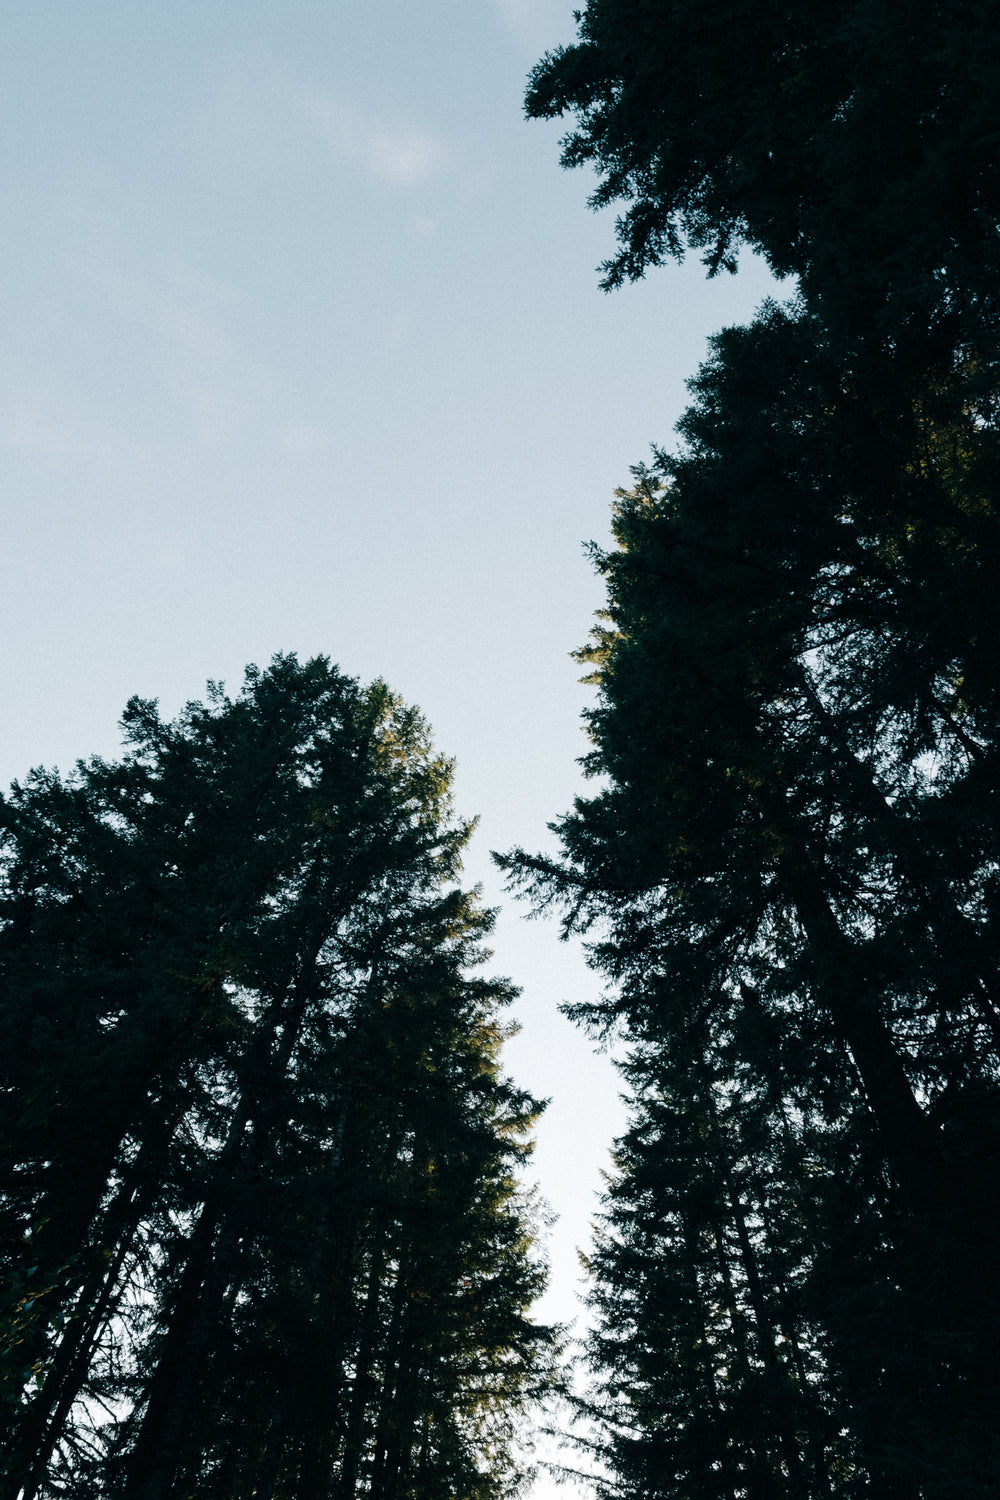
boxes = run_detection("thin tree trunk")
[710,1209,776,1497]
[777,840,952,1215]
[336,1240,386,1500]
[9,1099,188,1498]
[124,957,326,1500]
[719,1158,808,1498]
[801,672,1000,1053]
[682,1216,742,1500]
[17,1228,134,1500]
[367,1249,409,1500]
[250,1383,294,1500]
[122,1113,249,1500]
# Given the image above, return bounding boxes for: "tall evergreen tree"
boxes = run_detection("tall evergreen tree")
[579,1024,867,1500]
[500,310,1000,1492]
[524,0,1000,359]
[510,10,1000,1491]
[1,656,553,1500]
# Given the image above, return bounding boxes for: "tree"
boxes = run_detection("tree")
[515,8,1000,1490]
[579,1024,867,1500]
[499,303,1000,1493]
[1,655,553,1500]
[524,0,1000,359]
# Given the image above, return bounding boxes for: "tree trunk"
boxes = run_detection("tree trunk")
[777,840,952,1215]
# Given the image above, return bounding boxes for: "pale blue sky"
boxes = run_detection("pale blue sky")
[1,2,775,1485]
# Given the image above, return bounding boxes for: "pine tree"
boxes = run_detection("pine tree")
[519,7,1000,1490]
[1,656,553,1500]
[524,0,1000,363]
[499,299,1000,1492]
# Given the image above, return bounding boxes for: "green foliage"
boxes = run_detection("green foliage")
[0,655,554,1500]
[526,0,1000,356]
[518,16,1000,1484]
[500,294,1000,1493]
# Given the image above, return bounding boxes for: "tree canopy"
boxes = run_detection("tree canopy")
[526,0,1000,357]
[509,6,1000,1493]
[502,303,1000,1492]
[1,655,554,1500]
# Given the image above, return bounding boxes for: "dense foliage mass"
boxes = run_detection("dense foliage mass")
[525,0,1000,350]
[0,655,552,1500]
[504,3,1000,1495]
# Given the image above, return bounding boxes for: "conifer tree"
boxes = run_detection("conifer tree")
[513,11,1000,1489]
[524,0,1000,360]
[1,656,552,1500]
[501,310,1000,1488]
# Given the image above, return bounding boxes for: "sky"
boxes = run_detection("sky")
[1,2,776,1488]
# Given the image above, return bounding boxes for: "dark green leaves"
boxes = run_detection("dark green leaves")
[1,655,553,1500]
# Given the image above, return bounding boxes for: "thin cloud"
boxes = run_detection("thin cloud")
[296,87,446,188]
[492,0,573,50]
[6,197,263,455]
[279,422,327,456]
[5,399,80,460]
[3,392,141,474]
[61,196,237,364]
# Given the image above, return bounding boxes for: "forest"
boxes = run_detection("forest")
[4,1,1000,1496]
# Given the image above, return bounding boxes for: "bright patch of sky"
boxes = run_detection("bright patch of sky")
[1,3,776,1491]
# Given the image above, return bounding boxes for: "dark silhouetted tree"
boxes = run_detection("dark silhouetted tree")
[1,655,553,1500]
[500,301,1000,1494]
